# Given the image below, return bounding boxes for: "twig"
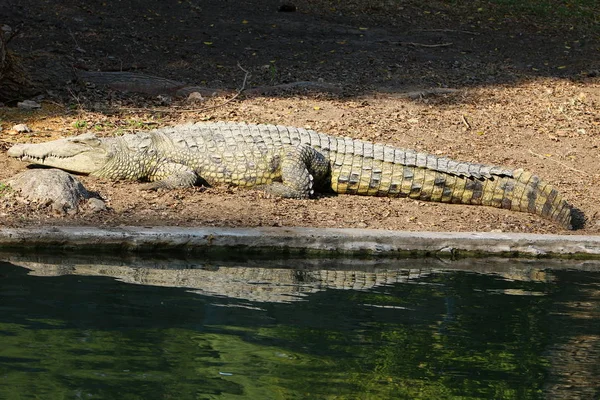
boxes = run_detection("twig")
[461,115,471,130]
[3,24,21,44]
[527,149,586,175]
[67,87,84,111]
[401,42,453,48]
[68,29,85,53]
[121,63,250,114]
[376,40,453,48]
[189,61,249,110]
[414,28,480,36]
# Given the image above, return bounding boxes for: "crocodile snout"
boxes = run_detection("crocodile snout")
[7,144,26,158]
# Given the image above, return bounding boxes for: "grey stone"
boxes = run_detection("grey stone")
[86,197,107,212]
[6,169,90,214]
[186,91,204,102]
[12,124,31,133]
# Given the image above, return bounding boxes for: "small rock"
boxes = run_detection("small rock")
[6,169,90,214]
[12,124,32,133]
[87,197,107,212]
[187,91,204,102]
[156,94,172,105]
[17,100,42,110]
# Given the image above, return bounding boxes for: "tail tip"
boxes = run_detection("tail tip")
[565,206,585,230]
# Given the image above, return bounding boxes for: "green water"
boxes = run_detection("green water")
[0,257,599,399]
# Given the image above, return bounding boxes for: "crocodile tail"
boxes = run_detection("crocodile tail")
[406,167,573,229]
[332,162,572,229]
[503,168,572,229]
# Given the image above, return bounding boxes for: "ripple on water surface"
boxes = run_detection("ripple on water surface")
[0,256,599,399]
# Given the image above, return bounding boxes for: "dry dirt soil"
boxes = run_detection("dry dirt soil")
[0,0,599,234]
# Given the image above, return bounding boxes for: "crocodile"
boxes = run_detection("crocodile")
[7,121,573,228]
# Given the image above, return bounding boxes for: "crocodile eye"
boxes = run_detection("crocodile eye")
[70,133,102,147]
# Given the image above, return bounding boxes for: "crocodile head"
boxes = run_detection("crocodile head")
[7,133,112,175]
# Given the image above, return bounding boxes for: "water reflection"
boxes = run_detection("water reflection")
[0,254,598,399]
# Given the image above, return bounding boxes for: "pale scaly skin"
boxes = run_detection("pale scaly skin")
[7,122,573,228]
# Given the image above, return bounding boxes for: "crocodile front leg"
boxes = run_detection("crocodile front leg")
[142,162,199,189]
[255,144,330,199]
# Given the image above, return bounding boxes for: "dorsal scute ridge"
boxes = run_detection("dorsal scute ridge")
[143,122,514,180]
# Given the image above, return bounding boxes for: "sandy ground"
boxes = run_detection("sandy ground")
[0,0,598,234]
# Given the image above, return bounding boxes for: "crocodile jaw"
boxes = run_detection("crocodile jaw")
[7,133,111,175]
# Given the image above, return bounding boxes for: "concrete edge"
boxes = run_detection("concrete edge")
[1,226,600,258]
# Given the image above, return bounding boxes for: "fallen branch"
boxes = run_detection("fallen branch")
[402,41,453,48]
[244,81,341,96]
[378,40,453,48]
[121,63,250,114]
[414,28,480,36]
[78,70,187,95]
[176,80,342,98]
[392,88,459,99]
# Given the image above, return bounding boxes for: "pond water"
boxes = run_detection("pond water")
[0,255,599,399]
